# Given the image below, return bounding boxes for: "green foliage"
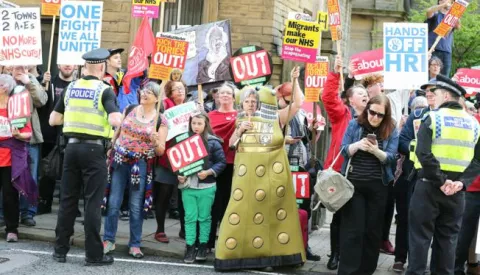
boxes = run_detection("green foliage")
[408,0,480,74]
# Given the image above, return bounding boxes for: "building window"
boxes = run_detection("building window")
[152,0,204,33]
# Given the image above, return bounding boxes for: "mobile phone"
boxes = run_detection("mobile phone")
[367,134,377,144]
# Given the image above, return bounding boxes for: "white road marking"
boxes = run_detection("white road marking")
[9,249,284,275]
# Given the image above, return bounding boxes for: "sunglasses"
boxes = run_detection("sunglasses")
[368,109,385,119]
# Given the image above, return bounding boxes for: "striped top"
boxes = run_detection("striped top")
[347,129,384,181]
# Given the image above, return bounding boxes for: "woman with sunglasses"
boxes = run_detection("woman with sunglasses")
[103,82,167,258]
[338,94,399,275]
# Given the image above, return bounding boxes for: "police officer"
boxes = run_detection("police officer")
[406,75,480,275]
[49,48,122,265]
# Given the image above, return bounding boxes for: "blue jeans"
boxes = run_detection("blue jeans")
[20,144,40,219]
[0,144,40,220]
[432,50,452,77]
[103,160,146,248]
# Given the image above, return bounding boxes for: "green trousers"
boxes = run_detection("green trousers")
[182,186,216,246]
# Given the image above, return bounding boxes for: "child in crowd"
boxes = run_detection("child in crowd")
[178,113,226,264]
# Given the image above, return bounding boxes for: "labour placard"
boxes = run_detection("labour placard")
[434,0,469,37]
[350,48,384,80]
[57,1,103,65]
[281,20,321,63]
[383,23,428,89]
[0,8,42,66]
[41,0,62,17]
[304,56,328,102]
[8,85,32,129]
[167,133,209,176]
[230,45,272,87]
[148,34,188,80]
[455,68,480,98]
[164,101,197,141]
[131,0,160,18]
[327,0,341,40]
[292,172,310,199]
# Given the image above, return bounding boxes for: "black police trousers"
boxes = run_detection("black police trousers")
[406,178,465,275]
[54,143,107,260]
[455,192,480,274]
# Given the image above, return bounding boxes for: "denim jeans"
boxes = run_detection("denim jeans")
[20,144,40,219]
[103,160,146,248]
[0,144,40,221]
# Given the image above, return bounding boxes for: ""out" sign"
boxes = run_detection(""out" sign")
[229,46,273,87]
[167,133,209,176]
[293,172,310,199]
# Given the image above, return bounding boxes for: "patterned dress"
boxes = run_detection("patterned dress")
[214,86,305,270]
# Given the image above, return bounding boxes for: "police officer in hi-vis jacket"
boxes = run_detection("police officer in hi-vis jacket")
[406,74,480,275]
[49,48,122,266]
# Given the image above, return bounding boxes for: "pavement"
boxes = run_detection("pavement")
[0,201,401,274]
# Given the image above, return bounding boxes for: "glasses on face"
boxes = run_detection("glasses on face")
[172,87,185,93]
[368,109,385,119]
[218,90,233,95]
[430,63,441,67]
[12,66,26,71]
[140,89,154,95]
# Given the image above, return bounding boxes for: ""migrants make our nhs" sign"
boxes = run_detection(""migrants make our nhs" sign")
[383,23,428,89]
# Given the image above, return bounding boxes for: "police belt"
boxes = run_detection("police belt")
[68,138,103,146]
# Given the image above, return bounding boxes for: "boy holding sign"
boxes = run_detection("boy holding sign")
[426,0,462,77]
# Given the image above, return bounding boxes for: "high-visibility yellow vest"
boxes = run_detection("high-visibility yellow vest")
[63,79,113,138]
[428,108,479,173]
[410,109,430,170]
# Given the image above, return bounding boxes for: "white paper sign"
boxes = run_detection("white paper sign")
[163,101,197,141]
[57,1,103,65]
[383,23,428,89]
[0,8,42,66]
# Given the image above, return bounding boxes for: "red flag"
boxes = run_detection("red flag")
[122,17,155,94]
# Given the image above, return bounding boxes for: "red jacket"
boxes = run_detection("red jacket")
[321,72,352,172]
[467,114,480,191]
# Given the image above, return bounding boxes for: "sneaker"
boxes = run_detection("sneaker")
[392,261,405,272]
[380,240,395,255]
[129,247,144,259]
[119,210,129,221]
[103,240,116,254]
[184,245,196,264]
[21,217,36,227]
[196,243,207,261]
[6,233,18,242]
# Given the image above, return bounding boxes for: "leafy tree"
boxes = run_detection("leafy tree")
[408,0,480,74]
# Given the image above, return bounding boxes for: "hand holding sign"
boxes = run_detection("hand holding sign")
[14,73,31,85]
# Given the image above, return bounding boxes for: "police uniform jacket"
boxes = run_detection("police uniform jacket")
[416,101,480,189]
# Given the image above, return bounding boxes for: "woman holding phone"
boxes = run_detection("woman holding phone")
[338,94,399,275]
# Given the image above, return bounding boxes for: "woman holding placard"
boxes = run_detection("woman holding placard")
[0,74,35,242]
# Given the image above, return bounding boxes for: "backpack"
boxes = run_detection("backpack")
[312,151,354,213]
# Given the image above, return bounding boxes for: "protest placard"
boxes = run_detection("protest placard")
[148,34,188,80]
[167,133,209,176]
[164,101,197,141]
[230,46,272,87]
[327,0,341,40]
[383,23,428,89]
[350,48,384,80]
[301,102,325,131]
[292,172,310,199]
[0,8,42,66]
[42,0,61,16]
[281,20,321,63]
[288,12,312,22]
[434,0,469,38]
[8,86,32,129]
[57,1,103,65]
[317,12,329,31]
[0,1,19,8]
[455,68,480,98]
[131,0,160,18]
[304,56,328,102]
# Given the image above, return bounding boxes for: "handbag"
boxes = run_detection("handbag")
[312,149,354,213]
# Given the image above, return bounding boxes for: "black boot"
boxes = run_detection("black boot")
[184,245,196,264]
[327,223,340,270]
[306,246,321,261]
[37,199,52,215]
[196,243,207,261]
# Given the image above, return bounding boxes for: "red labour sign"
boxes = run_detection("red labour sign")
[167,134,208,174]
[293,172,310,199]
[350,48,384,80]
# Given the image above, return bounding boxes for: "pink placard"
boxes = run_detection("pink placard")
[132,5,159,18]
[454,68,480,98]
[281,45,317,63]
[350,48,384,80]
